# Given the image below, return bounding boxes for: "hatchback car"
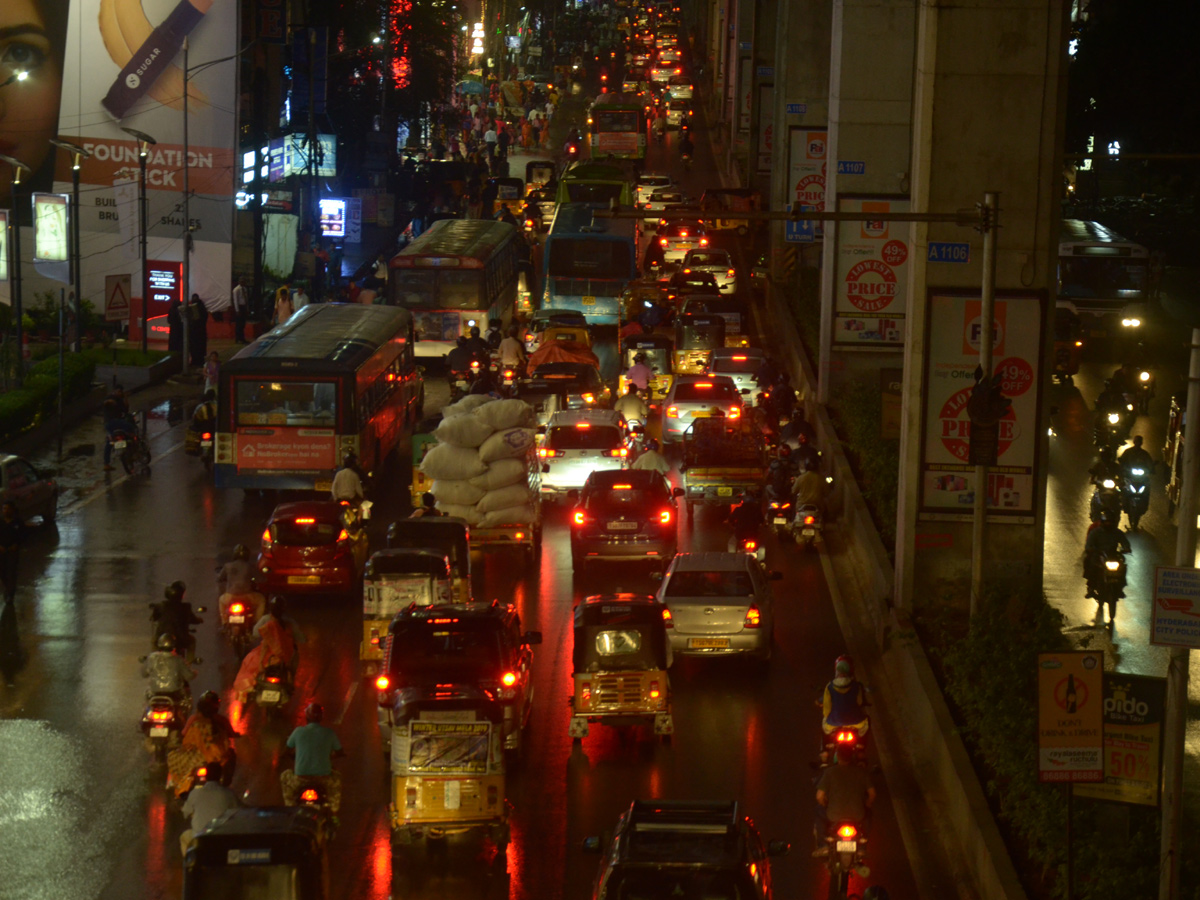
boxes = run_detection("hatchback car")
[657,218,709,263]
[662,374,743,444]
[0,454,57,525]
[569,469,683,570]
[375,600,541,754]
[525,309,589,353]
[664,99,692,129]
[530,362,611,408]
[636,172,675,205]
[539,409,630,497]
[649,64,677,83]
[666,74,693,101]
[658,46,681,64]
[643,188,686,228]
[583,800,790,899]
[682,248,737,293]
[257,501,368,597]
[707,347,766,397]
[657,552,779,664]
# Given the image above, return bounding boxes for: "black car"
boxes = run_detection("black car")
[583,800,790,899]
[668,267,722,299]
[530,362,612,408]
[569,469,683,571]
[375,601,542,755]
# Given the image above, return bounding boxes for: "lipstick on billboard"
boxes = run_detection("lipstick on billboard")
[101,0,214,120]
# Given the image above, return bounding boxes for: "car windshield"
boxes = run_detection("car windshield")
[390,621,503,674]
[549,425,623,450]
[687,252,729,267]
[672,382,737,403]
[664,570,754,597]
[272,518,340,546]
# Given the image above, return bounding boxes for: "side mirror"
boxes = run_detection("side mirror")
[524,631,543,645]
[581,836,602,853]
[672,487,685,498]
[769,571,783,581]
[767,839,791,856]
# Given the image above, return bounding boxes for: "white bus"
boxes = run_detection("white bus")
[1058,219,1149,333]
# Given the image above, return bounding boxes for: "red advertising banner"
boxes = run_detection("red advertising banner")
[237,429,336,472]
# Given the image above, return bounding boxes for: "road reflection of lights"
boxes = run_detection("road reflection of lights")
[145,789,171,884]
[0,787,55,826]
[368,819,391,896]
[507,812,526,896]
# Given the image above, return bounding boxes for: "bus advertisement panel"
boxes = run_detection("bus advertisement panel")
[543,204,638,325]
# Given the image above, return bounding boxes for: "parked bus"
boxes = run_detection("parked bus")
[389,218,523,357]
[587,94,647,160]
[543,202,639,325]
[1058,219,1149,334]
[555,161,636,208]
[215,304,422,492]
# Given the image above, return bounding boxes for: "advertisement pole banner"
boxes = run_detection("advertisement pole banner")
[755,84,774,176]
[833,196,910,347]
[787,128,826,239]
[919,290,1044,521]
[1037,651,1104,783]
[56,0,238,315]
[0,210,8,284]
[1151,566,1200,648]
[1074,673,1166,807]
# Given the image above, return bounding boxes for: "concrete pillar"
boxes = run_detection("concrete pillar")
[746,0,779,194]
[893,0,1069,609]
[816,0,916,403]
[730,0,756,177]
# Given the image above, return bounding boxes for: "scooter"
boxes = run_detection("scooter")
[795,504,823,550]
[727,532,766,563]
[1136,369,1155,416]
[1123,466,1150,529]
[1089,476,1124,522]
[766,496,794,539]
[289,775,338,838]
[139,687,190,765]
[1094,548,1128,630]
[254,663,294,720]
[819,820,870,900]
[222,597,257,659]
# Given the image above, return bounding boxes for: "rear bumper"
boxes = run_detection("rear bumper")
[259,564,355,594]
[668,631,768,656]
[573,536,675,562]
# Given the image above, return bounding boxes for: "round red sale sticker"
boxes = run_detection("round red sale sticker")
[938,385,1017,462]
[795,174,825,209]
[844,260,897,313]
[881,240,908,267]
[995,356,1034,397]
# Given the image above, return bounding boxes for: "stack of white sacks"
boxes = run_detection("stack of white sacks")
[419,395,539,527]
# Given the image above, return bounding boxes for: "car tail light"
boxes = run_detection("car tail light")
[837,824,857,840]
[525,331,533,342]
[538,447,562,458]
[405,787,417,809]
[727,269,735,278]
[229,602,245,615]
[648,680,661,700]
[804,515,815,525]
[661,607,673,628]
[665,406,678,418]
[728,406,741,419]
[659,509,672,525]
[744,605,762,628]
[573,511,587,526]
[201,432,212,440]
[836,729,857,744]
[699,238,709,246]
[659,238,668,246]
[150,709,173,723]
[300,788,320,803]
[613,484,632,490]
[603,447,628,457]
[743,539,757,551]
[375,674,391,692]
[675,68,681,74]
[261,528,272,549]
[501,671,518,688]
[515,532,525,540]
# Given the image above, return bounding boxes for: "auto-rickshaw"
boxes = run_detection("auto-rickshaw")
[525,160,557,194]
[387,517,471,603]
[488,176,525,219]
[1165,392,1185,514]
[183,807,328,900]
[620,280,675,337]
[410,432,439,508]
[618,334,675,401]
[674,313,726,374]
[361,549,454,673]
[568,594,673,742]
[681,296,748,346]
[1053,307,1084,384]
[540,324,593,348]
[385,682,509,857]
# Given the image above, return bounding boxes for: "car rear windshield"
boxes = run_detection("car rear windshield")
[390,621,503,673]
[272,518,340,546]
[640,176,671,188]
[712,358,759,374]
[664,570,754,597]
[687,252,729,267]
[585,487,663,511]
[548,425,624,450]
[672,383,738,403]
[661,222,704,237]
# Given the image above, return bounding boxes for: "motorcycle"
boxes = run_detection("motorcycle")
[111,425,152,477]
[1093,408,1124,449]
[1136,369,1155,416]
[291,776,338,838]
[727,531,766,563]
[254,663,293,720]
[681,153,693,174]
[1123,466,1150,529]
[198,429,214,472]
[820,820,870,900]
[795,505,823,550]
[1089,476,1124,522]
[138,683,190,765]
[766,497,794,539]
[1093,548,1128,630]
[222,597,257,659]
[449,364,476,401]
[498,366,519,397]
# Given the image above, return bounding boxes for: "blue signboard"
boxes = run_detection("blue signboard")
[739,41,751,51]
[837,161,866,176]
[785,205,817,244]
[785,102,808,115]
[756,66,774,80]
[927,242,971,263]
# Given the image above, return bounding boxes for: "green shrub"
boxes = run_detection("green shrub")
[28,352,98,400]
[0,389,44,443]
[827,379,899,554]
[0,351,98,444]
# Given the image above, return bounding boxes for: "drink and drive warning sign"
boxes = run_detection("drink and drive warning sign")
[1037,651,1103,783]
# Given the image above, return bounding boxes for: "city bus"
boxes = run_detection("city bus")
[1058,219,1149,335]
[555,161,636,208]
[543,202,639,325]
[215,304,423,492]
[587,93,647,160]
[389,218,523,357]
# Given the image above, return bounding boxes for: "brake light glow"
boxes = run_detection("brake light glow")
[804,515,815,525]
[581,681,592,704]
[728,406,741,419]
[300,789,320,803]
[581,393,596,404]
[538,447,562,458]
[266,676,281,684]
[337,529,350,542]
[661,607,673,627]
[196,767,207,779]
[229,602,245,615]
[294,517,315,525]
[744,606,762,628]
[836,730,857,744]
[666,406,678,418]
[201,432,212,440]
[694,382,713,388]
[837,824,858,840]
[660,238,668,246]
[604,447,629,458]
[573,511,587,526]
[732,355,747,361]
[727,269,736,278]
[743,539,757,551]
[699,238,709,246]
[576,422,592,429]
[613,484,632,490]
[375,675,391,691]
[150,709,173,722]
[680,229,689,237]
[648,680,661,700]
[659,510,672,524]
[501,671,518,688]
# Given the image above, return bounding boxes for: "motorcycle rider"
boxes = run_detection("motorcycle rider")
[152,581,203,662]
[217,544,265,624]
[409,492,443,518]
[179,761,238,857]
[765,445,796,503]
[793,457,826,512]
[821,656,870,743]
[564,127,583,157]
[463,325,491,361]
[191,389,217,434]
[678,131,695,161]
[624,352,654,393]
[1119,434,1154,476]
[727,488,764,552]
[168,690,239,797]
[497,325,527,372]
[1084,507,1131,600]
[632,437,671,475]
[814,750,876,850]
[496,204,518,227]
[780,408,817,448]
[142,633,196,701]
[280,702,346,814]
[331,453,365,511]
[102,385,137,471]
[484,318,505,351]
[1088,445,1124,521]
[1089,445,1123,484]
[614,385,649,423]
[446,336,476,386]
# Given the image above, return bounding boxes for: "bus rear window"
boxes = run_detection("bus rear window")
[548,239,633,279]
[595,110,639,131]
[1059,257,1147,300]
[394,270,482,309]
[236,381,336,427]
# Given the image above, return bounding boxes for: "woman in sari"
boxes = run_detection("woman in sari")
[232,597,302,702]
[166,691,238,798]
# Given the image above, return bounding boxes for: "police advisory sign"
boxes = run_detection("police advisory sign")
[833,196,910,347]
[919,291,1044,520]
[1038,651,1104,783]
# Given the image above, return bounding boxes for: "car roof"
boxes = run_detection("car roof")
[269,500,344,522]
[649,189,684,200]
[394,600,514,625]
[548,408,625,426]
[711,347,764,360]
[667,551,756,572]
[585,469,664,489]
[639,173,672,184]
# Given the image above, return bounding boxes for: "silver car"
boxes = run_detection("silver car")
[636,172,675,206]
[538,409,630,497]
[657,552,779,665]
[662,374,744,444]
[682,248,737,293]
[707,348,766,398]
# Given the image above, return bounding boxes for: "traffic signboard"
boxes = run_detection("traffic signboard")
[1038,651,1104,783]
[785,102,808,115]
[1152,566,1200,647]
[105,274,131,323]
[785,204,816,243]
[1074,673,1165,807]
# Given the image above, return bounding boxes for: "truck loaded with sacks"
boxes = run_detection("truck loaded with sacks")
[418,396,543,559]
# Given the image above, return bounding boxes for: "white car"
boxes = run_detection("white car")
[682,248,737,293]
[538,409,631,498]
[707,347,766,398]
[636,172,675,205]
[666,76,693,101]
[657,218,709,264]
[643,189,686,228]
[664,99,692,129]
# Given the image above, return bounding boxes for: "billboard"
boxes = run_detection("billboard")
[788,128,826,239]
[919,291,1045,521]
[1037,651,1104,783]
[53,0,238,313]
[1151,566,1200,648]
[33,194,70,263]
[833,196,909,346]
[1074,673,1165,807]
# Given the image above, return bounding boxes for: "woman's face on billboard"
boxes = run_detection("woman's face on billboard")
[0,0,62,198]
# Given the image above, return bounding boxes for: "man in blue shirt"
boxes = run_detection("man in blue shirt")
[281,703,344,812]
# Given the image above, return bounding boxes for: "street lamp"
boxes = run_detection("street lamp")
[49,139,93,354]
[119,127,158,355]
[0,154,31,383]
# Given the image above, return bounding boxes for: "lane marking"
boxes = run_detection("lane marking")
[60,439,185,516]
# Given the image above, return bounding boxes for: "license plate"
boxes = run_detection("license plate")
[608,521,639,530]
[288,575,321,585]
[444,780,461,810]
[802,528,815,536]
[314,480,332,493]
[149,726,168,738]
[773,517,787,525]
[201,440,213,448]
[228,615,245,624]
[259,690,281,703]
[836,840,857,853]
[717,487,733,496]
[581,296,596,306]
[689,638,730,649]
[112,440,127,449]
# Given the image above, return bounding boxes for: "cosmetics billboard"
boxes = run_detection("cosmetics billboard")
[51,0,237,312]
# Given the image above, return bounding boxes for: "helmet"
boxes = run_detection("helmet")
[197,691,220,716]
[645,438,660,452]
[835,655,854,677]
[232,543,250,561]
[156,633,177,651]
[470,325,481,338]
[421,491,437,508]
[863,888,891,900]
[633,352,647,364]
[305,702,325,723]
[343,453,358,469]
[164,580,186,603]
[1099,508,1116,525]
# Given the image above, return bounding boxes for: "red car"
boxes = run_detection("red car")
[257,501,368,597]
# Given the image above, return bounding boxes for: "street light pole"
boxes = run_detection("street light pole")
[0,154,31,385]
[120,128,157,356]
[49,140,93,354]
[183,38,192,375]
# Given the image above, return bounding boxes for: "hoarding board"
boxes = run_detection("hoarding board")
[1037,651,1104,783]
[788,128,826,241]
[833,196,909,347]
[1074,674,1165,806]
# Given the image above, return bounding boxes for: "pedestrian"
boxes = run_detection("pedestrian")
[498,125,511,159]
[167,297,183,354]
[0,502,25,604]
[179,762,238,857]
[187,294,208,367]
[202,351,219,395]
[484,123,498,157]
[231,277,249,343]
[293,283,311,315]
[274,285,293,325]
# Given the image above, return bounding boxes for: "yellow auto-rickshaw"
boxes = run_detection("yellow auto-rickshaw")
[673,312,726,374]
[387,517,471,603]
[620,280,673,337]
[539,324,593,348]
[360,549,453,673]
[618,334,674,402]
